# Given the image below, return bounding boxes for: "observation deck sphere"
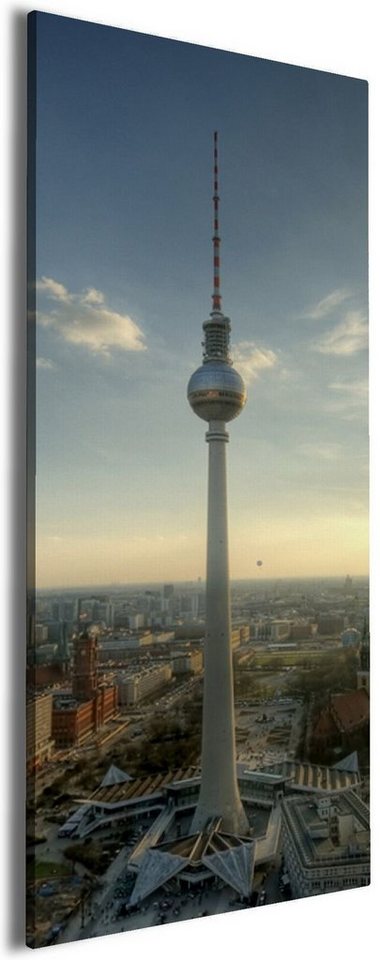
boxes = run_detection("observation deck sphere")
[187,361,246,422]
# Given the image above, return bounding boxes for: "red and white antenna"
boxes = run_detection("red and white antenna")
[212,130,222,313]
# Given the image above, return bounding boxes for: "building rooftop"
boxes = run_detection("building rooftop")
[333,751,360,774]
[76,766,199,808]
[330,689,369,733]
[129,826,256,905]
[282,790,369,866]
[100,764,134,787]
[259,759,360,792]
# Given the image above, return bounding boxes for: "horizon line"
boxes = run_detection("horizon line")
[34,573,370,594]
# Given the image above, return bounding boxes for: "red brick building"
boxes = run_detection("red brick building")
[313,688,369,744]
[52,686,118,747]
[27,662,69,690]
[52,632,118,747]
[72,632,98,701]
[330,689,369,734]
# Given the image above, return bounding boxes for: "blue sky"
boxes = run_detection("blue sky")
[33,12,368,587]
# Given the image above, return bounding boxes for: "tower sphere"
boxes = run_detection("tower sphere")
[187,360,246,422]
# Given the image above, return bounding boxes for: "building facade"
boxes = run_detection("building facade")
[282,792,370,898]
[72,632,98,701]
[117,664,172,706]
[171,649,203,676]
[26,693,54,772]
[52,685,118,747]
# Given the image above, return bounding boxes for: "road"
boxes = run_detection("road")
[66,879,248,943]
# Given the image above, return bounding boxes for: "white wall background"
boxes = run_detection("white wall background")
[1,1,378,957]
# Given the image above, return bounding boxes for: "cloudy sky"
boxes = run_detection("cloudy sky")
[33,12,368,588]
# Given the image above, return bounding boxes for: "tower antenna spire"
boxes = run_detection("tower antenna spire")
[212,130,222,313]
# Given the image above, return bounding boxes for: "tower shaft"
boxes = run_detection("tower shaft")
[191,420,248,835]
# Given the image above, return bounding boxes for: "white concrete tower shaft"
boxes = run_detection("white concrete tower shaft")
[192,419,248,834]
[188,133,248,835]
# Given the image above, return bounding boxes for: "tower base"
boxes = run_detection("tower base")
[191,794,249,836]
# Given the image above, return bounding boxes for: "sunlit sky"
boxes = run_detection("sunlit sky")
[34,11,368,589]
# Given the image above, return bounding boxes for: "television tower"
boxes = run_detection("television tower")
[188,132,248,834]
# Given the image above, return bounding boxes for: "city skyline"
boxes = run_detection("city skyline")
[34,14,368,588]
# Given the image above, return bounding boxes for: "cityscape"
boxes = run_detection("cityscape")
[26,573,370,946]
[27,10,369,951]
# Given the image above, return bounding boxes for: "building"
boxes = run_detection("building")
[34,642,59,663]
[344,575,353,595]
[357,621,370,693]
[290,622,316,641]
[163,584,174,600]
[154,631,175,644]
[117,664,172,706]
[250,619,270,641]
[52,685,118,747]
[230,624,250,648]
[257,757,361,795]
[90,600,114,627]
[52,697,95,747]
[51,630,118,746]
[341,627,361,648]
[35,623,49,645]
[330,690,369,735]
[26,662,68,689]
[98,632,154,661]
[190,592,199,619]
[313,688,369,744]
[163,584,174,599]
[128,613,145,631]
[171,649,203,676]
[187,131,248,835]
[317,615,346,636]
[72,632,97,701]
[175,623,205,640]
[57,620,71,668]
[282,791,370,898]
[60,752,361,844]
[26,693,54,772]
[270,620,292,642]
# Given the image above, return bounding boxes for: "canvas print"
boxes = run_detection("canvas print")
[26,11,370,948]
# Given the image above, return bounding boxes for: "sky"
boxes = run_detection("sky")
[32,11,369,588]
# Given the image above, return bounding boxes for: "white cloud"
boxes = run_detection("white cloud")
[232,342,278,384]
[299,442,342,462]
[37,277,146,356]
[311,310,368,356]
[324,378,369,421]
[82,287,105,305]
[329,379,368,401]
[303,288,350,320]
[37,276,72,302]
[36,357,56,370]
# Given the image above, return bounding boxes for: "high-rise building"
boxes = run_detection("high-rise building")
[344,574,353,595]
[72,631,98,701]
[58,620,71,668]
[187,132,248,835]
[163,584,174,599]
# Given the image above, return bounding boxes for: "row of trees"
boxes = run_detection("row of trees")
[285,648,358,709]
